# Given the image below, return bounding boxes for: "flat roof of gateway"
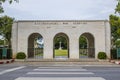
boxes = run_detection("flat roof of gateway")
[15,20,109,22]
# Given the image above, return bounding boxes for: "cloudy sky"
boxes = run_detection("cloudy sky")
[2,0,117,20]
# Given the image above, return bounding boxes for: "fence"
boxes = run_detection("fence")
[79,48,95,58]
[0,48,12,59]
[111,48,120,59]
[28,48,43,59]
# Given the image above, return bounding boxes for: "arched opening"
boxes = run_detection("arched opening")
[79,33,95,58]
[28,33,44,59]
[53,33,69,59]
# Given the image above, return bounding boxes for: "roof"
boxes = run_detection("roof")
[14,20,109,23]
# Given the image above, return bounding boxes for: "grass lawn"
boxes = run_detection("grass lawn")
[55,49,68,56]
[35,53,43,56]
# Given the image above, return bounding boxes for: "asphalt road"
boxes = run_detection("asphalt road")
[0,63,120,80]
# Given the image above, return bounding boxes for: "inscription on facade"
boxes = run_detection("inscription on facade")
[34,22,58,25]
[73,22,87,25]
[34,21,87,25]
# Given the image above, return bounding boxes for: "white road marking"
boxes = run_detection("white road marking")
[15,77,106,80]
[0,66,26,75]
[27,72,94,75]
[38,67,82,69]
[34,69,87,71]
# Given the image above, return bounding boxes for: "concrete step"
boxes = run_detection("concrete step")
[25,58,99,62]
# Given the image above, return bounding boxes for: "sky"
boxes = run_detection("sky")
[1,0,117,20]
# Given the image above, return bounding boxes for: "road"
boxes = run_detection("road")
[0,63,120,80]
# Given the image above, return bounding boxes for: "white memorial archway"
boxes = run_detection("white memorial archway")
[12,20,111,59]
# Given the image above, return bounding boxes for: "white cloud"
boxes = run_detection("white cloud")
[2,0,117,20]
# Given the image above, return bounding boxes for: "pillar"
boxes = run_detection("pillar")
[69,36,79,59]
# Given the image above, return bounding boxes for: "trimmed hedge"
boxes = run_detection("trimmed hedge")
[98,52,107,59]
[16,52,26,59]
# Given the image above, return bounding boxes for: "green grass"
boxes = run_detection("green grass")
[55,49,68,56]
[35,53,43,56]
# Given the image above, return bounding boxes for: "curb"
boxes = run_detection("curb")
[110,60,120,65]
[115,61,120,65]
[0,59,15,64]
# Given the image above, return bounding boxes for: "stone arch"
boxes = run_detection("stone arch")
[79,32,95,58]
[28,33,44,58]
[53,32,69,59]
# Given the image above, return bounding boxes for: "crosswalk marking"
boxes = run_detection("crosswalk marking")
[15,77,106,80]
[34,69,87,71]
[27,72,94,75]
[38,67,82,69]
[0,66,26,75]
[30,67,93,74]
[14,66,106,80]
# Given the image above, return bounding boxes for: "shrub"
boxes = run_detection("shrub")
[98,52,107,59]
[16,52,26,59]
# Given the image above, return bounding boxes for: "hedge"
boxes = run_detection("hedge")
[98,52,107,59]
[16,52,26,59]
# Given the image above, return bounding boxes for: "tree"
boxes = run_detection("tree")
[0,39,4,45]
[0,0,18,13]
[109,14,120,48]
[79,36,87,49]
[0,0,18,48]
[115,0,120,14]
[0,15,14,48]
[54,36,67,49]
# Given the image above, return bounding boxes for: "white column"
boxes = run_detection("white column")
[43,36,53,59]
[69,36,79,59]
[105,21,111,58]
[12,22,18,58]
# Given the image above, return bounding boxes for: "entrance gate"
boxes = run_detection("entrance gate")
[28,48,43,59]
[79,48,95,58]
[28,33,43,59]
[79,33,95,58]
[53,33,69,59]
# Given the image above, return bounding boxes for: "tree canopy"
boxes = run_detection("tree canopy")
[0,0,18,13]
[0,15,14,48]
[0,0,17,48]
[54,36,67,49]
[79,36,87,49]
[109,14,120,48]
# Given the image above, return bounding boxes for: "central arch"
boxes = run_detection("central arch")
[79,33,95,58]
[28,33,44,59]
[53,33,69,59]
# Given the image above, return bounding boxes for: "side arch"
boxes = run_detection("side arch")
[28,33,44,58]
[79,32,95,58]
